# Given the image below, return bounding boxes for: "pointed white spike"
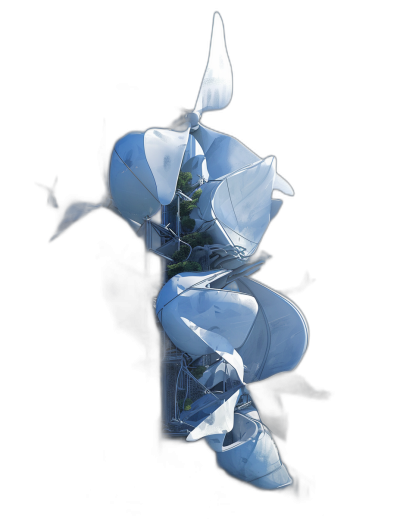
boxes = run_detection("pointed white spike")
[194,12,233,115]
[273,173,294,196]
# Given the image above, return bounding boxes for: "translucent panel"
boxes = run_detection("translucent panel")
[144,127,190,205]
[51,202,101,241]
[156,270,230,316]
[237,309,269,382]
[270,198,283,220]
[216,413,289,487]
[192,125,259,180]
[181,154,205,175]
[193,179,218,219]
[181,318,245,382]
[109,150,160,224]
[186,390,240,442]
[113,132,157,197]
[194,126,292,197]
[221,411,258,449]
[250,464,292,489]
[194,12,233,115]
[198,360,239,389]
[274,172,294,196]
[159,288,258,358]
[238,278,308,380]
[211,158,275,247]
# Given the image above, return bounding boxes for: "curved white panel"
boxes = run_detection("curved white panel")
[192,125,260,180]
[191,124,294,200]
[109,149,160,224]
[194,12,233,115]
[156,270,231,316]
[144,127,190,205]
[216,412,292,488]
[237,277,308,381]
[113,132,158,197]
[181,318,244,383]
[181,154,205,176]
[186,390,240,442]
[270,198,283,220]
[274,172,294,196]
[250,464,292,489]
[159,288,258,358]
[213,158,275,245]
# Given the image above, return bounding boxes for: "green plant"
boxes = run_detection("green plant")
[181,232,213,248]
[177,172,193,195]
[178,398,193,411]
[171,247,190,263]
[190,366,207,379]
[181,216,195,232]
[180,189,202,217]
[167,260,202,279]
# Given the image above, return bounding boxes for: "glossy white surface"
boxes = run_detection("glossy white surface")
[159,287,258,358]
[191,125,259,180]
[186,390,240,442]
[236,277,308,381]
[193,156,294,260]
[110,126,192,222]
[216,412,292,488]
[144,127,190,205]
[194,12,232,116]
[181,318,244,383]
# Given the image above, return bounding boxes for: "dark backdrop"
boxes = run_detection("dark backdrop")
[18,6,361,525]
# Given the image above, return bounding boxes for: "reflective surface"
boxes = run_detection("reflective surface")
[194,12,233,115]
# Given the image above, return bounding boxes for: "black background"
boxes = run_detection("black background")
[18,6,363,526]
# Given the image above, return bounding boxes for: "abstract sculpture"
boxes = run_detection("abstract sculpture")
[108,12,309,489]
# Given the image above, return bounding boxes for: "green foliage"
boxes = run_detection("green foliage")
[191,189,202,202]
[167,260,202,279]
[181,232,213,248]
[171,247,190,263]
[178,398,193,411]
[171,231,214,263]
[180,188,202,217]
[181,216,195,232]
[177,172,193,194]
[190,366,207,380]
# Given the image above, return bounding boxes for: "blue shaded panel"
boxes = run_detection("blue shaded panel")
[237,310,269,382]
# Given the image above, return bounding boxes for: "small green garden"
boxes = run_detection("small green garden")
[166,172,214,279]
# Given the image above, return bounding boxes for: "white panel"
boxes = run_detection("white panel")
[181,318,245,383]
[237,277,308,381]
[109,150,160,224]
[216,412,291,488]
[156,269,231,316]
[192,125,259,180]
[159,288,257,357]
[113,132,158,197]
[250,464,292,489]
[144,127,190,205]
[270,198,283,220]
[181,154,205,176]
[186,390,240,442]
[274,172,294,196]
[212,157,276,244]
[194,12,233,115]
